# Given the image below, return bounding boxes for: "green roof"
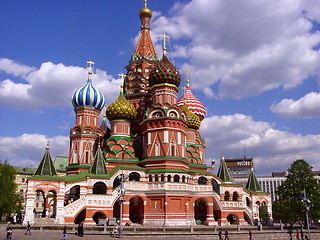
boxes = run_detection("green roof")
[217,157,232,182]
[89,147,107,174]
[53,156,68,171]
[245,168,263,192]
[34,144,57,176]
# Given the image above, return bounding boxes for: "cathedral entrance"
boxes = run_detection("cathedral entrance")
[92,212,106,225]
[129,196,144,224]
[226,214,239,224]
[194,198,208,224]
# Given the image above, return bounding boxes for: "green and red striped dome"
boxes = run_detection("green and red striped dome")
[149,55,181,87]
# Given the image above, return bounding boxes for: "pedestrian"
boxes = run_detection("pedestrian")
[25,221,31,235]
[296,229,300,240]
[77,222,84,237]
[6,223,12,240]
[288,228,293,240]
[249,230,252,240]
[218,230,223,240]
[224,230,229,240]
[62,225,67,240]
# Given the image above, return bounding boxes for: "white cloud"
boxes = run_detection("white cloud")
[0,60,122,110]
[0,58,34,77]
[200,114,320,175]
[270,92,320,119]
[0,134,69,168]
[151,0,320,98]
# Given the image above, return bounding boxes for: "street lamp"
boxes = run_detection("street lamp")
[118,146,128,238]
[302,188,311,236]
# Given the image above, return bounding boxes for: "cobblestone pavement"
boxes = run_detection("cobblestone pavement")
[2,229,320,240]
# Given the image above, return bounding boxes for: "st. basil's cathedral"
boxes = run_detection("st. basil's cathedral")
[23,2,272,226]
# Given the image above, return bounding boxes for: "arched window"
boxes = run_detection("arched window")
[155,143,160,156]
[19,189,24,197]
[149,174,153,182]
[174,174,180,183]
[182,175,186,183]
[155,174,159,182]
[129,172,140,181]
[224,191,230,201]
[93,182,106,194]
[232,192,238,201]
[198,177,207,185]
[211,179,220,194]
[167,175,171,182]
[160,174,165,182]
[171,145,175,156]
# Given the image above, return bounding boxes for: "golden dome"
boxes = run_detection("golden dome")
[182,104,201,130]
[139,5,152,19]
[106,92,137,121]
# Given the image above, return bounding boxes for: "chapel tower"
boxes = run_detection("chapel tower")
[68,62,105,174]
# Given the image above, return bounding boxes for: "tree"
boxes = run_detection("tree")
[273,159,320,226]
[0,161,23,217]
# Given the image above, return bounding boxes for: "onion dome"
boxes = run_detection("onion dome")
[139,1,152,19]
[177,81,206,120]
[106,92,137,121]
[149,55,181,87]
[182,103,201,130]
[72,64,105,110]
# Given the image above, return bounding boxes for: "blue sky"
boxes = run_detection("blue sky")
[0,0,319,176]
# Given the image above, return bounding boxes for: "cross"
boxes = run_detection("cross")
[144,0,147,7]
[184,69,191,85]
[87,61,95,78]
[118,73,127,91]
[160,34,170,51]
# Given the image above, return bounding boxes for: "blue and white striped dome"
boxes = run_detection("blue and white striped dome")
[72,78,105,110]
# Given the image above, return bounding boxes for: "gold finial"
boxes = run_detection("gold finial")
[184,69,191,87]
[87,61,95,79]
[160,34,170,55]
[144,0,147,7]
[118,73,127,92]
[46,140,50,150]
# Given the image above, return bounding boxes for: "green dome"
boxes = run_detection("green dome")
[182,104,201,130]
[106,93,137,121]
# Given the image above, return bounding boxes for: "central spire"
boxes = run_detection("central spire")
[132,1,157,61]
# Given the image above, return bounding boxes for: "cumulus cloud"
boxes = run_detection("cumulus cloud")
[151,0,320,98]
[0,134,69,167]
[0,59,122,110]
[0,58,35,77]
[200,114,320,175]
[270,92,320,119]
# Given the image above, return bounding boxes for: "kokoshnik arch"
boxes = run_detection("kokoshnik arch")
[23,1,272,226]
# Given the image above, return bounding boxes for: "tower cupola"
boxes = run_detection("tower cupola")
[106,89,137,121]
[72,61,105,110]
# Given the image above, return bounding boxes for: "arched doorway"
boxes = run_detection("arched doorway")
[74,209,86,224]
[194,198,208,224]
[93,182,106,194]
[34,190,45,218]
[113,198,120,219]
[47,190,57,218]
[129,196,144,224]
[227,214,239,224]
[92,212,106,225]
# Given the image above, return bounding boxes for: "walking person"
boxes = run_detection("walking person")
[24,221,31,235]
[62,225,67,240]
[249,230,253,240]
[6,223,12,240]
[224,230,229,240]
[218,230,223,240]
[77,222,84,237]
[296,229,300,240]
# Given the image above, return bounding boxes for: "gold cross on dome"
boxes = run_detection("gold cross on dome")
[160,34,170,50]
[144,0,148,7]
[87,61,95,78]
[118,73,127,80]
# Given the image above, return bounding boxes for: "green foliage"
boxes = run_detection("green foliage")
[273,159,320,226]
[0,161,23,216]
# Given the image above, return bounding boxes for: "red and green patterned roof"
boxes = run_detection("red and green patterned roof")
[106,92,137,121]
[149,55,181,87]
